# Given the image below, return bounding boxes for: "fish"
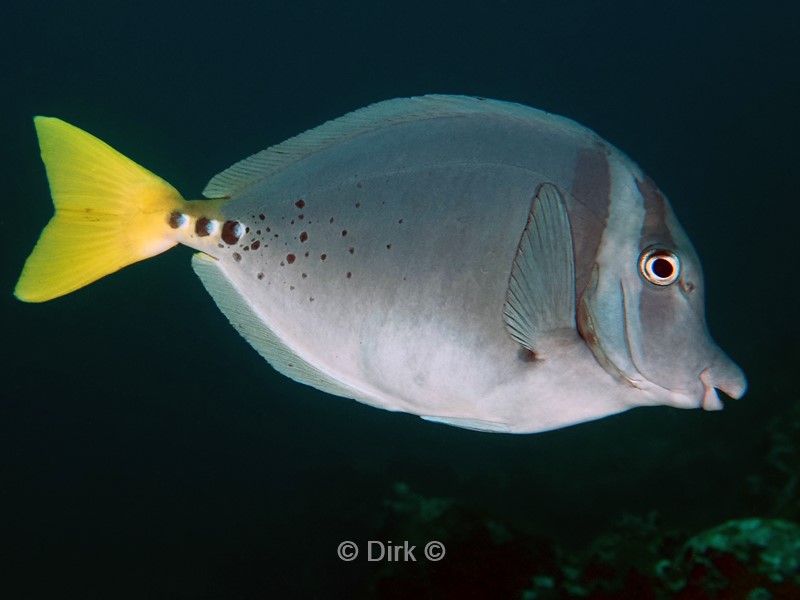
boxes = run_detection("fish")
[14,95,747,434]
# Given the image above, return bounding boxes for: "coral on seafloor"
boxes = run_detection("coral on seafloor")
[370,487,800,599]
[369,369,800,598]
[665,518,800,599]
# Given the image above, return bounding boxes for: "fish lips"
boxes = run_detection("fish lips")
[699,360,748,410]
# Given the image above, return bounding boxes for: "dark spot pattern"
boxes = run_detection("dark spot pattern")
[168,211,185,229]
[195,217,211,237]
[225,189,410,297]
[222,221,242,246]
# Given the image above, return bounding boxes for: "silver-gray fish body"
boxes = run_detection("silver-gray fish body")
[191,95,745,433]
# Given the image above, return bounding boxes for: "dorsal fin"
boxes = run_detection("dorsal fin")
[503,183,579,358]
[203,95,575,199]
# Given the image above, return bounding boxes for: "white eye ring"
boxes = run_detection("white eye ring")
[638,247,680,286]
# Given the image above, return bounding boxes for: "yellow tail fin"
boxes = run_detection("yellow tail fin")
[15,117,187,302]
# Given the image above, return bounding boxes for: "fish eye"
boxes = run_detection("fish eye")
[638,247,680,286]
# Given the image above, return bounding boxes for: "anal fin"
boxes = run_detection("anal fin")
[503,183,578,358]
[191,253,362,401]
[420,415,511,433]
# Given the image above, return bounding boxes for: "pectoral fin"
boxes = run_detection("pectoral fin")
[503,183,579,358]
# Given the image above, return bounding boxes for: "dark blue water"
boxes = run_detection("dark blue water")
[2,1,798,598]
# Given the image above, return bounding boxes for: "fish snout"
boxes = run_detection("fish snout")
[699,357,748,411]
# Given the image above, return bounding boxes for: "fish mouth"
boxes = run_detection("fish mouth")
[699,361,748,411]
[580,270,748,411]
[614,274,748,411]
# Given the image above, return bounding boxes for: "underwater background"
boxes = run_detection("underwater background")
[1,1,798,598]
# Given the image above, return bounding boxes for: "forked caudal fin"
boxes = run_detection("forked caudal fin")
[16,117,199,302]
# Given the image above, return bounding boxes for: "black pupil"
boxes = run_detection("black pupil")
[652,257,674,279]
